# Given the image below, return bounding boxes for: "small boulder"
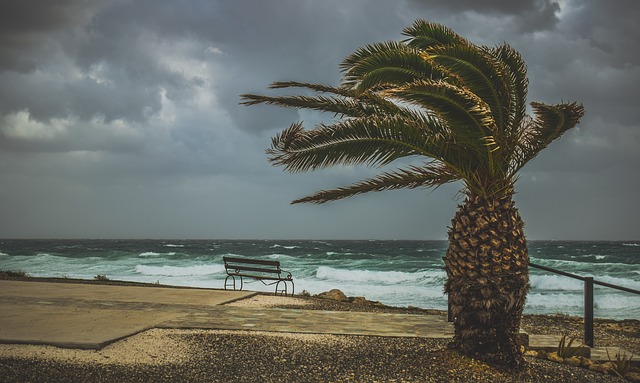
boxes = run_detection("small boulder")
[564,356,581,367]
[588,362,612,374]
[351,296,368,305]
[317,289,348,302]
[547,352,564,363]
[578,356,594,368]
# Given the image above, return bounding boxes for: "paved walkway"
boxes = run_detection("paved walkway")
[0,280,635,365]
[0,280,254,349]
[0,280,452,349]
[160,306,454,338]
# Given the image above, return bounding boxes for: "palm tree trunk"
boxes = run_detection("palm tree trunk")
[444,193,530,368]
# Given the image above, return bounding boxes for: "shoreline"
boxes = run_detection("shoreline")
[0,276,638,382]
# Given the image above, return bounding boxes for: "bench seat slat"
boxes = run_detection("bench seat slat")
[232,273,292,281]
[223,257,280,266]
[226,265,282,274]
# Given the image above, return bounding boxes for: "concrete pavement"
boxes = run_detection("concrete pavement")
[0,279,636,366]
[0,280,255,349]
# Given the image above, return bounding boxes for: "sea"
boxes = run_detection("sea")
[0,239,638,320]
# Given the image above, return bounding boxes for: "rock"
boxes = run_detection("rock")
[588,362,612,374]
[536,350,548,360]
[524,350,538,358]
[564,356,581,367]
[547,352,564,363]
[578,356,594,368]
[351,296,368,305]
[625,372,640,383]
[317,289,348,302]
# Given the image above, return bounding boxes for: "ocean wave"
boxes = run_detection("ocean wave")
[596,275,640,290]
[530,275,583,291]
[315,265,443,284]
[623,243,640,247]
[270,244,301,250]
[525,293,582,309]
[265,253,296,261]
[164,244,185,248]
[531,257,631,270]
[139,251,176,257]
[530,274,640,292]
[135,264,224,277]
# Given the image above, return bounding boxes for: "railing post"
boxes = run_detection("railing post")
[584,277,594,347]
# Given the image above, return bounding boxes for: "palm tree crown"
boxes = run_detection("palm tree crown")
[241,20,583,204]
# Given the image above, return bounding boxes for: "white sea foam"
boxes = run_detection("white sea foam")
[139,252,160,257]
[623,243,640,247]
[266,253,295,260]
[270,244,301,249]
[525,293,582,313]
[596,275,640,290]
[315,266,443,285]
[135,264,224,277]
[164,244,184,248]
[530,275,583,291]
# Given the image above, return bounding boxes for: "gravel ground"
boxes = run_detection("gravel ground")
[0,329,626,383]
[0,278,637,383]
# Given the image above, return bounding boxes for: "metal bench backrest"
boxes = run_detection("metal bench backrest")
[223,256,282,275]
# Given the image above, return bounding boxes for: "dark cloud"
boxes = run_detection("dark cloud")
[0,0,104,72]
[0,0,638,239]
[408,0,560,32]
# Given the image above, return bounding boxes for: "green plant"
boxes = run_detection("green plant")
[606,348,634,378]
[94,274,109,281]
[557,335,584,358]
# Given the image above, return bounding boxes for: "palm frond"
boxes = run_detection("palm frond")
[402,20,468,49]
[292,162,460,204]
[267,115,454,173]
[243,20,584,202]
[389,80,496,146]
[427,44,509,131]
[240,93,375,118]
[340,42,442,93]
[510,101,585,174]
[491,44,528,132]
[490,44,529,167]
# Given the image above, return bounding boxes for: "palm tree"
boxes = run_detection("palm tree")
[241,20,584,367]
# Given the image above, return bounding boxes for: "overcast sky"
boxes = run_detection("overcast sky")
[0,0,638,240]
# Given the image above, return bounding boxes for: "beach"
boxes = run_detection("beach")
[0,277,638,382]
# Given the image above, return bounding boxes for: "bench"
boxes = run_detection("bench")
[223,256,294,296]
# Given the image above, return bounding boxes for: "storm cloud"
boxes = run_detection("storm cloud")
[0,0,638,240]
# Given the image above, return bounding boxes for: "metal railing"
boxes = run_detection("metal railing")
[446,262,640,347]
[528,262,640,347]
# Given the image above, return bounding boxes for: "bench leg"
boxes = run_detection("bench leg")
[275,280,294,297]
[224,275,244,291]
[275,280,286,296]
